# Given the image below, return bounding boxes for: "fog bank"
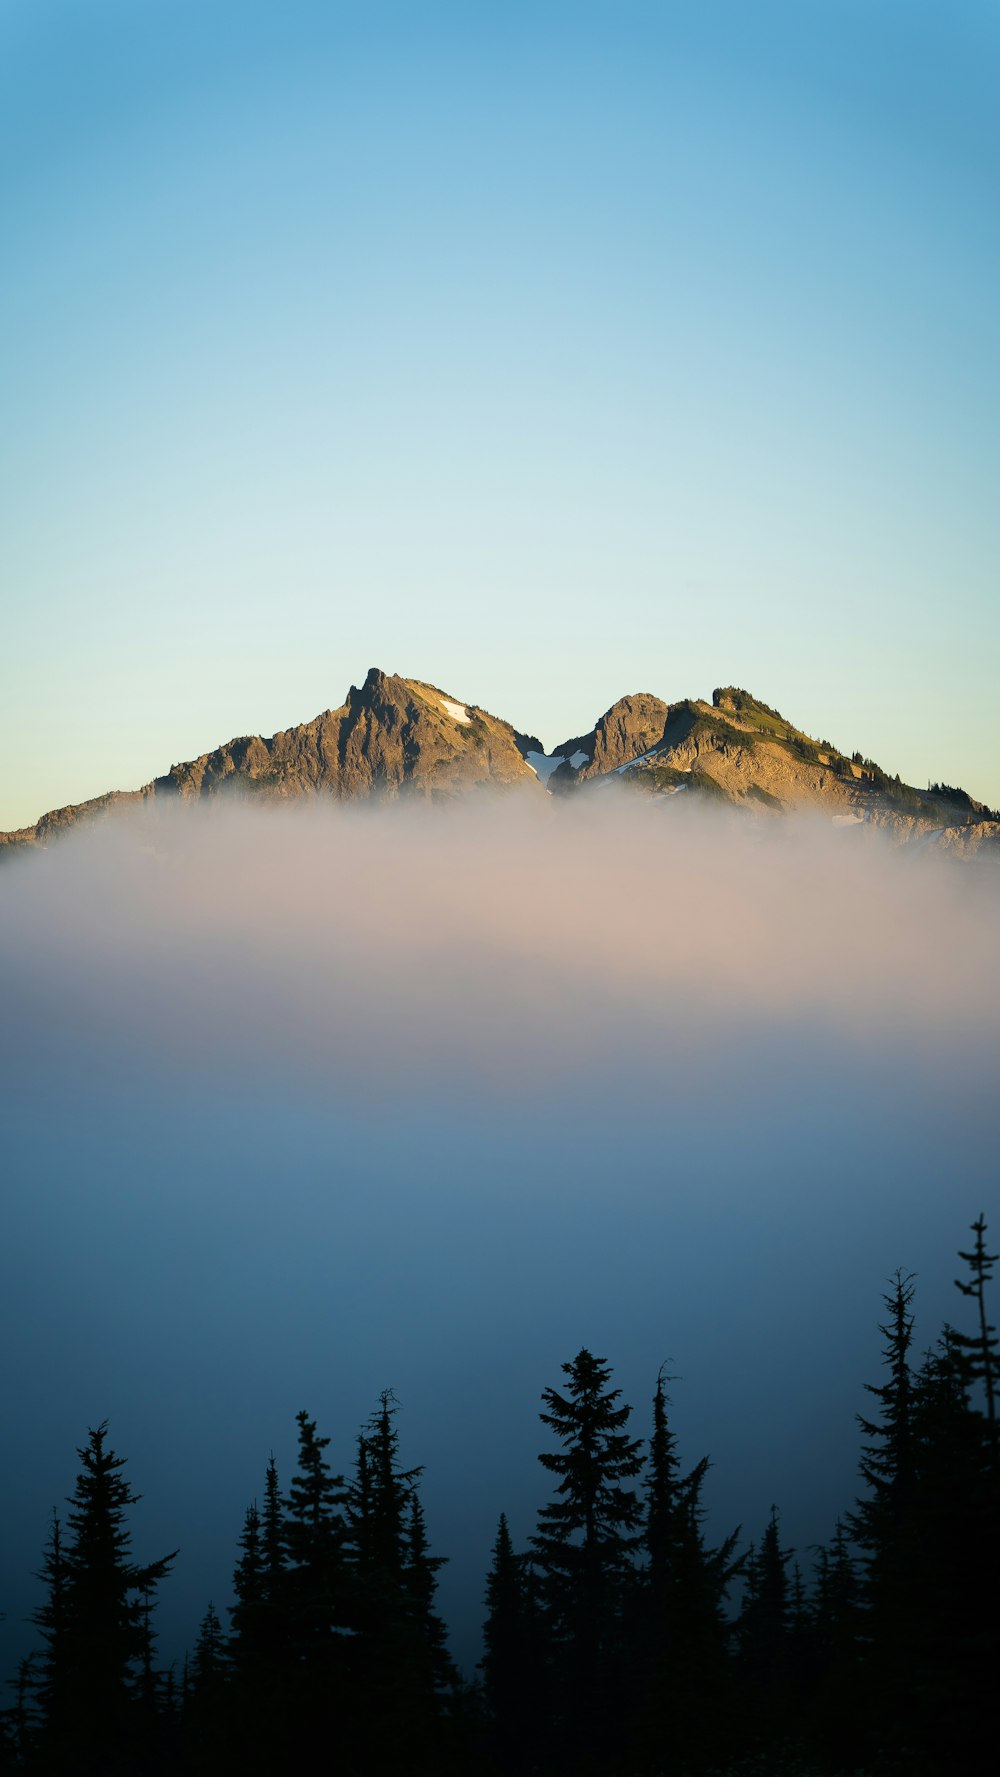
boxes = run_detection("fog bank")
[1,796,996,1672]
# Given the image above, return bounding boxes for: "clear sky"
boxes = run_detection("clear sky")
[2,0,998,827]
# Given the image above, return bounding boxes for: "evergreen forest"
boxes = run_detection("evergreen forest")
[2,1217,996,1777]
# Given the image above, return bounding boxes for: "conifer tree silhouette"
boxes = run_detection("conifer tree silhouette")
[37,1423,176,1774]
[9,1221,999,1776]
[283,1409,350,1654]
[350,1391,449,1773]
[261,1455,285,1597]
[31,1511,69,1747]
[952,1214,998,1435]
[532,1349,643,1769]
[850,1271,917,1567]
[481,1512,545,1768]
[631,1370,740,1771]
[229,1502,264,1673]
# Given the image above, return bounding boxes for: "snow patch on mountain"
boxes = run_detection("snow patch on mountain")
[440,698,471,724]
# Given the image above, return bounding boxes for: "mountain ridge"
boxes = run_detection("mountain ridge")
[3,668,998,858]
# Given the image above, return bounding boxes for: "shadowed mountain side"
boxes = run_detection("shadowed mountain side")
[1,669,544,851]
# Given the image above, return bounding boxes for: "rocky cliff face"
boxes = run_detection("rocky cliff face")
[1,668,541,851]
[2,672,998,859]
[157,668,537,804]
[548,693,670,788]
[571,687,1000,855]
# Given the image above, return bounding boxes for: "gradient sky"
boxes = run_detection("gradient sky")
[2,0,999,828]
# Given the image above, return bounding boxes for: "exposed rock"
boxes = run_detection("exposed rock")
[3,668,542,850]
[3,672,998,861]
[549,693,670,788]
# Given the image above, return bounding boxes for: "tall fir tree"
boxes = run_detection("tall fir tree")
[189,1602,227,1694]
[36,1424,176,1775]
[849,1271,917,1582]
[848,1271,932,1769]
[531,1350,644,1771]
[403,1493,454,1696]
[632,1373,740,1771]
[481,1513,545,1770]
[349,1392,447,1774]
[182,1603,230,1774]
[261,1456,285,1598]
[952,1214,998,1436]
[283,1410,350,1652]
[278,1411,354,1757]
[810,1513,861,1746]
[228,1503,264,1673]
[736,1508,792,1677]
[31,1512,70,1747]
[227,1462,289,1773]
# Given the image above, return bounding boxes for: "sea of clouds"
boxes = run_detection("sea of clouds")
[3,792,997,1095]
[1,793,997,1671]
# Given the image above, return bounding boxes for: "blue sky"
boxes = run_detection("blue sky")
[2,0,998,826]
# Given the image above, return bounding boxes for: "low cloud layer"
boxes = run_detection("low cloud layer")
[1,794,997,1674]
[3,794,997,1099]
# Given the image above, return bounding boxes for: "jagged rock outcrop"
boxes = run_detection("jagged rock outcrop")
[548,693,670,788]
[2,673,998,860]
[157,668,537,804]
[1,669,541,851]
[575,687,1000,854]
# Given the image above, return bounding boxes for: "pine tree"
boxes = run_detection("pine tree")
[952,1214,998,1436]
[32,1511,70,1743]
[227,1459,294,1772]
[261,1455,285,1596]
[732,1507,798,1760]
[531,1349,644,1766]
[902,1320,998,1770]
[349,1391,446,1773]
[183,1603,230,1773]
[849,1271,917,1570]
[811,1517,860,1691]
[361,1390,420,1585]
[848,1271,927,1768]
[37,1423,176,1774]
[135,1575,166,1734]
[404,1492,454,1696]
[643,1369,680,1613]
[481,1513,543,1767]
[737,1506,792,1682]
[267,1409,355,1761]
[632,1373,740,1771]
[190,1602,227,1694]
[229,1502,264,1668]
[756,1506,792,1658]
[283,1409,350,1655]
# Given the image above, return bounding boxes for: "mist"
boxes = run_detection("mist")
[1,793,997,1674]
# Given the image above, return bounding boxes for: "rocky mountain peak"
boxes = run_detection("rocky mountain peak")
[549,691,670,786]
[2,670,998,860]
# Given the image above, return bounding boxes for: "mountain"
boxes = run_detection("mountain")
[0,669,543,851]
[541,685,999,853]
[2,671,998,857]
